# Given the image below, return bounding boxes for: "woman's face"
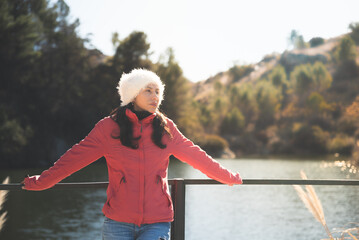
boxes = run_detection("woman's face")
[133,83,160,113]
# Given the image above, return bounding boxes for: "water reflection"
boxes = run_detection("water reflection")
[321,160,358,174]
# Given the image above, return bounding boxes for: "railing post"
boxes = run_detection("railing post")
[170,178,185,240]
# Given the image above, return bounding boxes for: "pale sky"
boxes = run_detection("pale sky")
[64,0,359,82]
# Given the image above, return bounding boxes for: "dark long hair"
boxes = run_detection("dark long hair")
[110,105,172,149]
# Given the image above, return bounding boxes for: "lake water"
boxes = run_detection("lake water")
[0,158,358,240]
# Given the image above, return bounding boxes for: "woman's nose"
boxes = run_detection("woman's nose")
[152,93,159,100]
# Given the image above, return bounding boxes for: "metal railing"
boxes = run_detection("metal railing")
[169,178,359,240]
[1,178,359,240]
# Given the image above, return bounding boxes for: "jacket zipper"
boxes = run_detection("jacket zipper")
[138,121,145,225]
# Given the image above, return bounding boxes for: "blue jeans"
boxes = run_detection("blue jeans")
[102,216,171,240]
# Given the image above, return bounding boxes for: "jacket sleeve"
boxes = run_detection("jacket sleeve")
[23,118,108,191]
[168,119,242,186]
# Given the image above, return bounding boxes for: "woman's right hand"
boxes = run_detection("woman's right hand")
[21,175,41,190]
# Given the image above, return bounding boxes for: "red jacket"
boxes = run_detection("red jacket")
[24,109,242,226]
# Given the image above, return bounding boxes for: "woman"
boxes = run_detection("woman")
[23,69,243,240]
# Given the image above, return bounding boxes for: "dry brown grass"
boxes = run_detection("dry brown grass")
[294,171,359,240]
[0,177,9,232]
[293,171,333,239]
[329,223,359,240]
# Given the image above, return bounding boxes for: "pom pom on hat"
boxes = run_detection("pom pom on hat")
[117,69,165,107]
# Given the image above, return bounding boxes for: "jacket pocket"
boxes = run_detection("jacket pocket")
[156,175,172,207]
[106,171,126,208]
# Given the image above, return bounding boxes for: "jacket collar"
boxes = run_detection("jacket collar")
[125,108,156,124]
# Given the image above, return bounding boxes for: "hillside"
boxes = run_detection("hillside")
[186,32,359,160]
[192,35,346,102]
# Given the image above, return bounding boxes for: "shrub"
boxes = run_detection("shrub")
[312,62,332,91]
[220,107,245,135]
[306,92,324,112]
[349,22,359,44]
[290,64,313,93]
[327,134,354,155]
[291,124,329,154]
[295,35,308,49]
[254,81,282,129]
[337,116,359,135]
[309,37,325,47]
[268,65,288,88]
[198,134,229,155]
[335,36,357,62]
[0,118,33,155]
[229,65,254,82]
[306,92,333,113]
[290,62,332,95]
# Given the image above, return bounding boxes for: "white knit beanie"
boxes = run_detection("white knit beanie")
[117,69,165,107]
